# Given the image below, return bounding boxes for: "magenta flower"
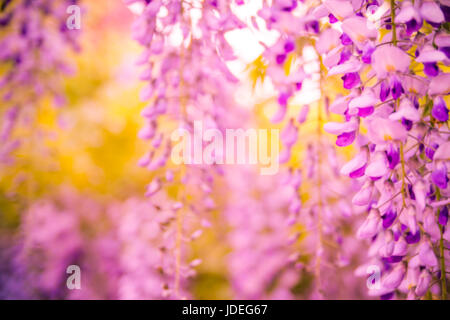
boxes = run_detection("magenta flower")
[415,270,432,297]
[432,97,449,122]
[367,118,407,145]
[382,263,406,290]
[371,46,410,78]
[431,163,448,189]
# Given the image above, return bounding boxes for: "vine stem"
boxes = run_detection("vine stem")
[390,1,406,208]
[390,0,397,46]
[314,49,325,295]
[315,99,323,293]
[174,0,188,299]
[436,188,448,300]
[439,224,448,300]
[399,142,407,207]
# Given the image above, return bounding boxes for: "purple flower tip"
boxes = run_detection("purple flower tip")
[306,20,319,33]
[439,206,448,226]
[284,40,295,53]
[380,292,394,300]
[328,14,338,24]
[425,143,438,160]
[379,81,390,102]
[391,79,404,100]
[362,46,375,64]
[405,231,420,244]
[338,49,351,65]
[432,97,449,122]
[401,118,413,131]
[424,62,439,77]
[336,131,356,147]
[342,72,360,90]
[382,209,397,229]
[405,18,422,35]
[349,164,366,179]
[340,33,352,46]
[276,54,287,65]
[431,165,448,189]
[358,106,374,118]
[386,146,399,170]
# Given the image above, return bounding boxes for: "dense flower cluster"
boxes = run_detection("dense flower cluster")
[320,0,449,300]
[225,167,301,299]
[252,0,449,300]
[1,0,448,300]
[127,0,247,298]
[1,189,199,299]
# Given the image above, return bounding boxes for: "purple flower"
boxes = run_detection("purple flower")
[439,206,448,226]
[278,92,291,107]
[350,164,367,178]
[328,14,338,24]
[391,78,404,100]
[357,210,381,239]
[425,143,439,160]
[276,54,287,65]
[306,20,319,33]
[418,242,438,267]
[385,18,392,30]
[341,72,360,89]
[441,4,450,22]
[338,49,352,65]
[336,131,356,147]
[383,255,403,263]
[382,263,405,289]
[372,46,410,78]
[284,40,295,53]
[401,118,413,131]
[340,33,352,46]
[405,231,420,244]
[382,209,397,229]
[423,62,439,77]
[362,45,375,64]
[440,46,450,59]
[279,0,298,12]
[379,81,390,102]
[432,97,448,122]
[431,163,448,189]
[405,18,422,35]
[408,184,416,200]
[385,145,399,170]
[380,292,395,300]
[415,270,431,297]
[358,106,374,117]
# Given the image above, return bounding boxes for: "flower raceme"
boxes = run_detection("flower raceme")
[316,0,449,299]
[128,0,249,298]
[0,0,80,163]
[251,0,449,300]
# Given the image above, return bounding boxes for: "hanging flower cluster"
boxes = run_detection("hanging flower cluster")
[314,0,450,300]
[250,0,449,299]
[0,0,80,162]
[225,167,302,299]
[2,189,201,299]
[113,196,200,299]
[127,0,246,298]
[237,1,365,298]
